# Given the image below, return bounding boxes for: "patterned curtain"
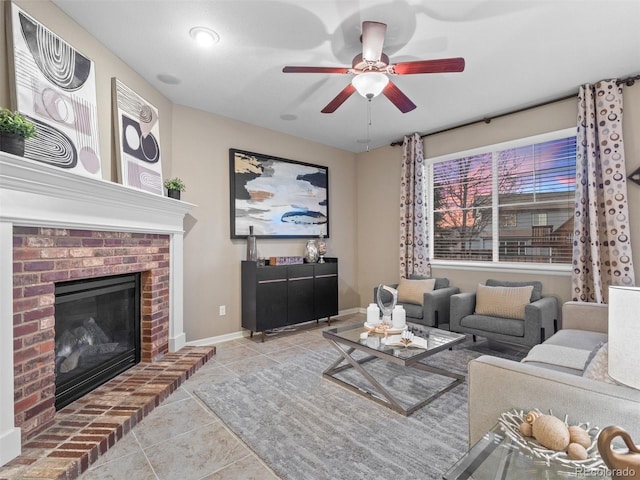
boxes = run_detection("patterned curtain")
[572,80,635,303]
[399,133,429,278]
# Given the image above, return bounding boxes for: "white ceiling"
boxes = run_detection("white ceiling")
[52,0,640,153]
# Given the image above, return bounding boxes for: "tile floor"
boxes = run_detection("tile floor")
[80,313,362,480]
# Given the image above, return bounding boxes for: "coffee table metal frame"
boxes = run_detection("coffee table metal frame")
[322,323,466,416]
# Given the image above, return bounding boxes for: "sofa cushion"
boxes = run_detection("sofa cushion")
[486,279,543,302]
[522,344,590,372]
[397,278,435,305]
[408,275,449,290]
[544,329,608,351]
[474,284,533,320]
[460,314,525,337]
[400,302,423,320]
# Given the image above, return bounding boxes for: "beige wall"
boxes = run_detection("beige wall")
[4,1,640,340]
[1,1,359,342]
[172,106,359,341]
[1,0,174,181]
[356,91,640,308]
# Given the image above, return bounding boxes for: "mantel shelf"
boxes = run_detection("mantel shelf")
[0,152,195,233]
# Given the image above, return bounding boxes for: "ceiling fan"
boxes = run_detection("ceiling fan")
[283,21,465,114]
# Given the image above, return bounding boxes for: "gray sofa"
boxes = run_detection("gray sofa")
[450,279,559,347]
[373,276,459,328]
[468,301,640,446]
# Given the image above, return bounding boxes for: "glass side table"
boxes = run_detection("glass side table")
[443,423,612,480]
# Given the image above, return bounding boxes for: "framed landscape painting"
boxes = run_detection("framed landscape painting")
[229,149,329,238]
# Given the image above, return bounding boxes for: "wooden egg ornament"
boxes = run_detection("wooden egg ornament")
[532,414,571,451]
[567,442,589,460]
[519,422,533,437]
[568,425,591,449]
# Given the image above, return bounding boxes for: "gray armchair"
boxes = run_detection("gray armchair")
[373,275,460,328]
[449,279,558,347]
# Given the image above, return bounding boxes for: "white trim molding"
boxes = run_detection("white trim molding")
[0,152,194,465]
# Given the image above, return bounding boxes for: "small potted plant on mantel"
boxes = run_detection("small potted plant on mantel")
[163,177,186,200]
[0,108,37,157]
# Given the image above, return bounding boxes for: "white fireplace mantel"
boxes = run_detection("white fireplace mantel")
[0,152,194,466]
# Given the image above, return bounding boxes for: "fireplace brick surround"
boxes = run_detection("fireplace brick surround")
[0,152,200,472]
[13,227,172,440]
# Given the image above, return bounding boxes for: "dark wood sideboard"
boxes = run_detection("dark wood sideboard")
[241,258,338,341]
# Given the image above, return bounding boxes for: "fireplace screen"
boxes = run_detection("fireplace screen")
[54,273,141,409]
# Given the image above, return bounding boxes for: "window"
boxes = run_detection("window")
[428,128,576,265]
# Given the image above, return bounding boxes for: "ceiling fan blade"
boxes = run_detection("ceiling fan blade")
[391,57,465,75]
[321,83,356,113]
[283,66,350,74]
[382,81,417,113]
[361,21,387,63]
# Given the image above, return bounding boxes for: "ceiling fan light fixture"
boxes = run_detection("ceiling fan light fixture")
[351,72,389,99]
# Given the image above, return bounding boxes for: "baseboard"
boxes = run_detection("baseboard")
[185,308,361,347]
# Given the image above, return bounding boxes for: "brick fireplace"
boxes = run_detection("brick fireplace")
[0,152,194,467]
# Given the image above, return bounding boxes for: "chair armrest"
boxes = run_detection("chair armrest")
[423,286,460,325]
[562,301,608,333]
[450,292,476,330]
[523,296,559,343]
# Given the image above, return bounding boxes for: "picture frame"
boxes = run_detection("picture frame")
[6,2,102,178]
[229,149,329,238]
[112,78,163,195]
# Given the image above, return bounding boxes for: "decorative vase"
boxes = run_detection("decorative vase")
[304,239,319,263]
[246,225,258,261]
[0,133,26,157]
[317,233,327,263]
[167,189,181,200]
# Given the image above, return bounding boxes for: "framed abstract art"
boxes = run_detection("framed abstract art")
[112,78,163,195]
[229,149,329,238]
[6,2,102,178]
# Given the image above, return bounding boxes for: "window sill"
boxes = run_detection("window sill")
[432,260,571,276]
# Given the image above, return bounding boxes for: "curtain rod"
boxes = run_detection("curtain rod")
[390,73,640,147]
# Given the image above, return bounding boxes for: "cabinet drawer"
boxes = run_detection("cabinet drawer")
[287,264,314,280]
[314,262,337,277]
[256,266,287,282]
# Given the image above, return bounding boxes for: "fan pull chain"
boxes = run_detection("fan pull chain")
[366,99,372,152]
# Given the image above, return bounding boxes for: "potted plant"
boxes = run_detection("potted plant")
[163,177,186,200]
[0,108,37,157]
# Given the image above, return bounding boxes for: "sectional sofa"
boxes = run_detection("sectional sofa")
[467,301,640,446]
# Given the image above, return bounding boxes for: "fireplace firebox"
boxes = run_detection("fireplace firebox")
[54,273,141,410]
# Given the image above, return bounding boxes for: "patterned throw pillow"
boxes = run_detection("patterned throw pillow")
[474,284,534,320]
[583,342,618,384]
[397,278,436,305]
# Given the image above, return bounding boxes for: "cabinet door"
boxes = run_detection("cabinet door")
[287,265,315,324]
[314,263,338,319]
[256,267,288,331]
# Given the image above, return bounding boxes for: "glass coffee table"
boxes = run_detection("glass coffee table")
[322,322,466,416]
[443,423,612,479]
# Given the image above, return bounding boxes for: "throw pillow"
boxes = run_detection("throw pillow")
[474,284,534,320]
[583,342,618,385]
[397,278,436,305]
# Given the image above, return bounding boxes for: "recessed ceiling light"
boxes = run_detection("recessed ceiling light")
[189,27,220,47]
[280,114,297,121]
[356,138,371,144]
[156,73,181,85]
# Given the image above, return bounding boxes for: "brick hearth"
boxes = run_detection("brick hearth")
[0,346,215,480]
[12,227,172,441]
